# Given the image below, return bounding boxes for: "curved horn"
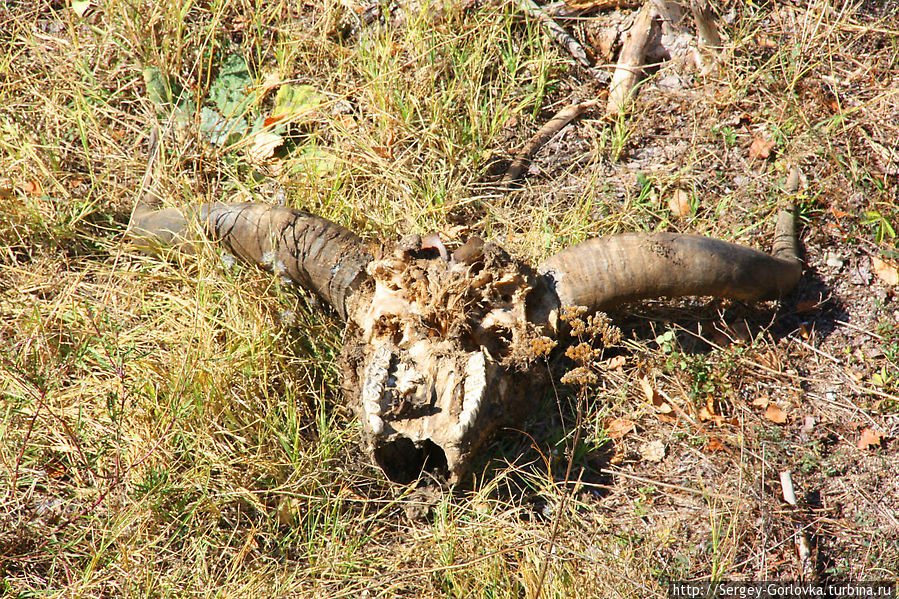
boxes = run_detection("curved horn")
[538,209,802,313]
[128,202,372,319]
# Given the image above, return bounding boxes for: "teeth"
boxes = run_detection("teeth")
[361,345,391,435]
[367,414,384,435]
[455,351,487,438]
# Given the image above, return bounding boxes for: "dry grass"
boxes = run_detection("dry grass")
[2,0,898,596]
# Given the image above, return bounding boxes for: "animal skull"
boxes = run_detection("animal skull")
[129,201,802,484]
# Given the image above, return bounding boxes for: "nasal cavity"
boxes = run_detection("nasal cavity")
[373,438,448,484]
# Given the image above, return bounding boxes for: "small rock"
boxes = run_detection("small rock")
[825,252,844,269]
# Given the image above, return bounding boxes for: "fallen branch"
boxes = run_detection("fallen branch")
[519,0,592,68]
[502,99,598,184]
[605,1,659,116]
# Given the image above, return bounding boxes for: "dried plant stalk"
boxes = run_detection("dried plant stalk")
[519,0,592,68]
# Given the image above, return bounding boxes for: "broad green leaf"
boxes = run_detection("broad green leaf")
[272,84,324,121]
[291,146,340,176]
[143,67,173,106]
[199,107,245,147]
[143,67,194,125]
[209,54,253,117]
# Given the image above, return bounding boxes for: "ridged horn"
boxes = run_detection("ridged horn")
[538,209,802,313]
[128,202,372,319]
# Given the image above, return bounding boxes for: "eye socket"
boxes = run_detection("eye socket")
[373,438,448,484]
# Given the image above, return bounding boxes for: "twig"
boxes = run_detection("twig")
[502,99,598,184]
[130,125,160,220]
[542,0,639,19]
[835,319,884,340]
[605,1,658,116]
[600,467,742,501]
[789,335,842,364]
[518,0,592,68]
[7,377,44,502]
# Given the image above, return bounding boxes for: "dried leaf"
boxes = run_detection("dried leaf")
[754,34,778,48]
[247,131,283,162]
[764,404,788,424]
[0,179,13,198]
[639,440,666,462]
[606,355,626,370]
[857,428,884,449]
[871,256,899,286]
[705,437,725,452]
[23,179,42,195]
[639,376,656,403]
[799,322,811,340]
[668,189,693,217]
[335,114,358,131]
[263,115,284,128]
[751,395,769,408]
[856,428,883,449]
[639,376,672,413]
[749,136,775,160]
[606,418,635,439]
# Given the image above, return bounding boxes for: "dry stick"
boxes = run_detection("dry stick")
[518,0,592,68]
[542,0,640,19]
[502,99,598,184]
[605,1,657,117]
[601,467,743,502]
[7,373,45,502]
